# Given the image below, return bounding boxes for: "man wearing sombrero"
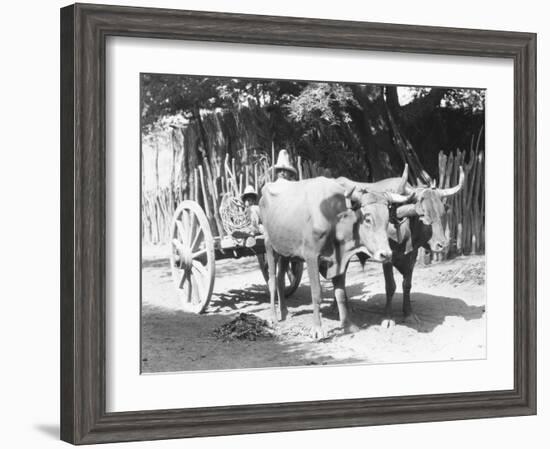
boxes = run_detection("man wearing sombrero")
[273,149,298,181]
[232,150,296,247]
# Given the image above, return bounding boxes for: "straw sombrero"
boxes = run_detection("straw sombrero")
[241,185,258,202]
[273,149,297,176]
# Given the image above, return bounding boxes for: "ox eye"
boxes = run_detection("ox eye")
[363,214,373,226]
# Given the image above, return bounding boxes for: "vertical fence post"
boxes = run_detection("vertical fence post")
[271,142,275,182]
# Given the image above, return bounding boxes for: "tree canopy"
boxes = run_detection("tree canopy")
[141,73,484,182]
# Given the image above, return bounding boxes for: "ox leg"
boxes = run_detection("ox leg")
[306,257,326,340]
[330,292,350,314]
[265,242,279,324]
[277,257,289,321]
[332,273,358,333]
[343,260,352,312]
[395,250,419,323]
[330,260,351,314]
[402,250,417,320]
[381,262,396,329]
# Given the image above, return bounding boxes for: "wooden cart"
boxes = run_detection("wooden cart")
[170,200,303,313]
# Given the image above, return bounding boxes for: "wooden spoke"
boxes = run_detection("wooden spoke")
[181,209,191,243]
[190,227,203,252]
[172,238,183,252]
[192,260,209,280]
[177,267,188,290]
[186,270,197,305]
[187,214,197,247]
[184,270,193,304]
[192,248,207,259]
[175,219,186,243]
[191,263,206,303]
[256,255,303,297]
[187,272,197,305]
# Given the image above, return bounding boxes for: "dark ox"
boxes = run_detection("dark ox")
[380,168,465,326]
[259,174,409,339]
[334,166,464,326]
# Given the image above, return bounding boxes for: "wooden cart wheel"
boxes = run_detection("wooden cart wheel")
[170,200,215,313]
[257,254,303,297]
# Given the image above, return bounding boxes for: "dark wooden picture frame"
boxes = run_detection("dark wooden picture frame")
[60,3,536,444]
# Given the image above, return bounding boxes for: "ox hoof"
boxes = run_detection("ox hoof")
[310,326,327,341]
[381,318,396,329]
[344,323,360,334]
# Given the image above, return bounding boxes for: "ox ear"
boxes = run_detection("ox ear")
[335,210,358,242]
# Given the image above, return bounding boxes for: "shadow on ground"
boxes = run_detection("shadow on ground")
[347,292,485,333]
[209,284,268,312]
[207,274,485,334]
[209,283,316,314]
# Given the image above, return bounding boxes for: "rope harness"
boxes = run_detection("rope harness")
[389,202,408,242]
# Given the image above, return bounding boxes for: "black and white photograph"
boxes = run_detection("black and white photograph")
[0,0,543,446]
[140,74,486,373]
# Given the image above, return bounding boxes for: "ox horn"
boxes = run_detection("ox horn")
[396,164,409,193]
[344,185,356,199]
[404,183,416,196]
[438,166,465,197]
[344,186,357,208]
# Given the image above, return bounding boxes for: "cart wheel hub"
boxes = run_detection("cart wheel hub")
[180,249,193,270]
[176,246,193,270]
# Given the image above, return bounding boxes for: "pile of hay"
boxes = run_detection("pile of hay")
[432,259,486,287]
[212,313,274,341]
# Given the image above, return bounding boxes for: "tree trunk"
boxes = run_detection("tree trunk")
[347,85,387,180]
[179,128,188,197]
[385,86,448,184]
[348,84,417,181]
[383,86,429,183]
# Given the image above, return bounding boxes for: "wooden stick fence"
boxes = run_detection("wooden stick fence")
[142,141,483,257]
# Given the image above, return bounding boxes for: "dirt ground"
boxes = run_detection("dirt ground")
[141,244,486,373]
